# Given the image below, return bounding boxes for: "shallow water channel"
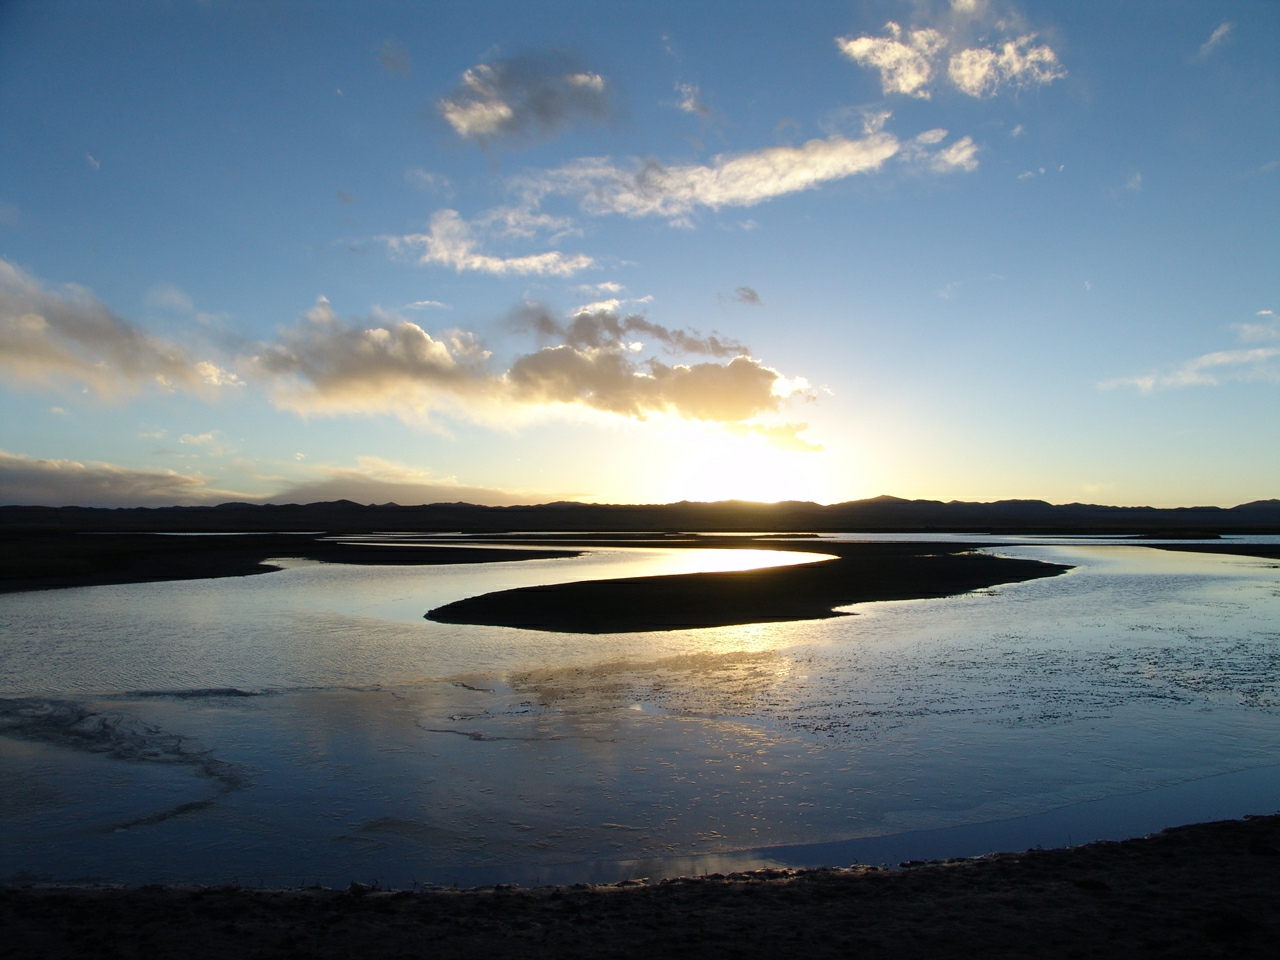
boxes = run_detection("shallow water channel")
[2,537,1279,886]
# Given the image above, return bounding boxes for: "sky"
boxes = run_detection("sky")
[1,0,1277,508]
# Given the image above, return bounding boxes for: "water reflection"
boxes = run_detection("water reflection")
[1,539,1279,886]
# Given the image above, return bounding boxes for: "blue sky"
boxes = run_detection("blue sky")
[1,0,1277,507]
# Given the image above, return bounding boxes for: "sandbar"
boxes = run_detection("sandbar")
[428,541,1071,632]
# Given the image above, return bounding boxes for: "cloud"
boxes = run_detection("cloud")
[142,282,194,313]
[250,298,806,428]
[837,23,948,97]
[1101,347,1280,392]
[1126,172,1143,191]
[86,153,100,171]
[405,300,449,310]
[405,168,452,194]
[387,209,594,277]
[378,40,410,75]
[947,35,1066,97]
[838,10,1064,99]
[0,259,242,397]
[674,82,711,118]
[248,296,492,419]
[731,286,762,306]
[505,348,789,422]
[267,456,541,507]
[1199,22,1234,57]
[517,303,747,358]
[437,52,611,146]
[0,449,243,507]
[1236,316,1279,342]
[726,422,824,453]
[522,132,905,221]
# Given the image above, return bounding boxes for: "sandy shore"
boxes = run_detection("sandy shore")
[4,813,1278,958]
[427,541,1070,632]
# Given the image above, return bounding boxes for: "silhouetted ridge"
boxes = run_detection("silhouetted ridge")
[2,496,1279,534]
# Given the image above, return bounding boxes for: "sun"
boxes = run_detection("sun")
[654,425,834,504]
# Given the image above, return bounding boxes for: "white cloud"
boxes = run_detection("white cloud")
[947,36,1065,97]
[837,23,947,97]
[1126,172,1143,191]
[86,153,100,171]
[838,10,1064,100]
[674,82,711,117]
[0,449,244,507]
[437,52,612,146]
[405,300,449,310]
[387,209,594,277]
[522,132,905,221]
[0,259,242,398]
[1199,22,1234,57]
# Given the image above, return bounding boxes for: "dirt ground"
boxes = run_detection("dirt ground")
[4,814,1279,959]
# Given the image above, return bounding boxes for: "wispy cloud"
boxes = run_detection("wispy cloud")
[838,4,1065,100]
[673,82,712,118]
[0,259,242,397]
[437,51,611,146]
[386,209,594,277]
[519,132,911,222]
[0,449,243,507]
[405,168,452,195]
[730,286,762,306]
[142,282,194,313]
[1198,22,1234,58]
[1102,347,1280,392]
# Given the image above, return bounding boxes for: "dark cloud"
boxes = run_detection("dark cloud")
[732,286,762,305]
[378,40,410,75]
[0,449,238,507]
[517,304,748,357]
[438,51,611,146]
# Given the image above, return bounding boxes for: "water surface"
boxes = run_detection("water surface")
[2,539,1278,886]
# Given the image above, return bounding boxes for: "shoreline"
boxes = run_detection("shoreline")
[4,813,1278,958]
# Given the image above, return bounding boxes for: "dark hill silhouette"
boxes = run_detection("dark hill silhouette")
[2,495,1279,534]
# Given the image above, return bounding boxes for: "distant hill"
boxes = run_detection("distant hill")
[3,496,1279,534]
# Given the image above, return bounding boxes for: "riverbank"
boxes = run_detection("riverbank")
[4,813,1277,958]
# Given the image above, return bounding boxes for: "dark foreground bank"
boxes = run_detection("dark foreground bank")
[428,541,1071,632]
[4,814,1279,959]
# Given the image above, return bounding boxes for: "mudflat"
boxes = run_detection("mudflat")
[0,533,578,593]
[428,541,1071,632]
[4,813,1278,959]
